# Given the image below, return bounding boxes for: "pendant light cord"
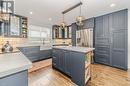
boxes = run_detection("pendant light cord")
[63,14,64,22]
[80,4,81,16]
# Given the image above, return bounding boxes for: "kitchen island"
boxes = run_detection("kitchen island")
[0,51,32,86]
[52,46,94,86]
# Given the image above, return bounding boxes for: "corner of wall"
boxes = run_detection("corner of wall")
[128,9,130,69]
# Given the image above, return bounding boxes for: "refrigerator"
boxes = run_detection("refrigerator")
[76,28,93,47]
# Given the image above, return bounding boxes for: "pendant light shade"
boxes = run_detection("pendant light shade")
[76,15,85,26]
[76,2,85,26]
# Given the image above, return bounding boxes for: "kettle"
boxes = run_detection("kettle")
[1,41,13,53]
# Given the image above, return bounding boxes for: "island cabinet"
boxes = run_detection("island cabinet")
[52,48,93,86]
[0,71,28,86]
[52,49,71,76]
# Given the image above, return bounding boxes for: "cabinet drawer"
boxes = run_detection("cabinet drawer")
[52,56,56,63]
[95,54,110,65]
[95,37,110,44]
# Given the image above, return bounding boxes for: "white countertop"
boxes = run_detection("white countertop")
[40,46,52,50]
[53,46,95,53]
[0,52,32,78]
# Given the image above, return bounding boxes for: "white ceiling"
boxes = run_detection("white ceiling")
[15,0,130,28]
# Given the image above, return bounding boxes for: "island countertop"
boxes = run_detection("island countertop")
[53,46,95,53]
[0,52,32,78]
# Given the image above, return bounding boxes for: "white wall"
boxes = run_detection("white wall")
[128,9,130,68]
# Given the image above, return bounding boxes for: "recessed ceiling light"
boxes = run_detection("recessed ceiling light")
[110,3,116,7]
[48,18,52,21]
[29,12,33,14]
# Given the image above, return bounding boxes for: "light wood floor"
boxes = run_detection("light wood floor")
[29,64,130,86]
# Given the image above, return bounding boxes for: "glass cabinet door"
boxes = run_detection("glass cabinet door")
[10,14,21,36]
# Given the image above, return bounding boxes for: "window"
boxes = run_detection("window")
[28,25,51,45]
[30,31,40,38]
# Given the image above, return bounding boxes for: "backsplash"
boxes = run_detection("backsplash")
[53,39,72,45]
[0,36,27,48]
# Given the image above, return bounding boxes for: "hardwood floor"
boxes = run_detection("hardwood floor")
[29,63,130,86]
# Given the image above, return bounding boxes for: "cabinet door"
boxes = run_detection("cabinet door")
[111,30,127,70]
[110,9,128,70]
[95,15,110,65]
[95,16,103,37]
[111,9,127,29]
[58,50,64,71]
[83,18,94,29]
[71,51,85,86]
[64,50,71,76]
[39,50,51,60]
[95,44,110,65]
[52,49,59,68]
[0,71,28,86]
[71,23,77,46]
[9,14,21,37]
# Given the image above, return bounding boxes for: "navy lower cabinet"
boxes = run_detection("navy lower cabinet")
[64,50,71,76]
[18,46,40,62]
[52,48,85,86]
[0,70,28,86]
[39,49,52,60]
[52,49,60,68]
[18,46,52,62]
[71,51,85,86]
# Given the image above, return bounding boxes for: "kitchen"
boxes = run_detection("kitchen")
[0,0,130,86]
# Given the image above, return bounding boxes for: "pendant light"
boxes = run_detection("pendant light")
[76,1,85,26]
[60,14,67,29]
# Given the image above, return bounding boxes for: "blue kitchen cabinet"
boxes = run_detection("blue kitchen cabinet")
[18,46,40,62]
[52,48,86,86]
[0,71,28,86]
[71,23,77,46]
[52,49,60,68]
[109,9,128,70]
[83,18,95,29]
[64,50,71,76]
[39,49,52,60]
[94,9,128,70]
[71,51,85,86]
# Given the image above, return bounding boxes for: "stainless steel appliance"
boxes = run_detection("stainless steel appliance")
[76,28,93,47]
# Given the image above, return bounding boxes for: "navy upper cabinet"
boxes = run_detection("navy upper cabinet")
[83,18,94,29]
[95,15,110,38]
[111,9,127,29]
[103,15,110,37]
[71,23,77,46]
[95,16,103,38]
[9,14,21,37]
[0,13,28,38]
